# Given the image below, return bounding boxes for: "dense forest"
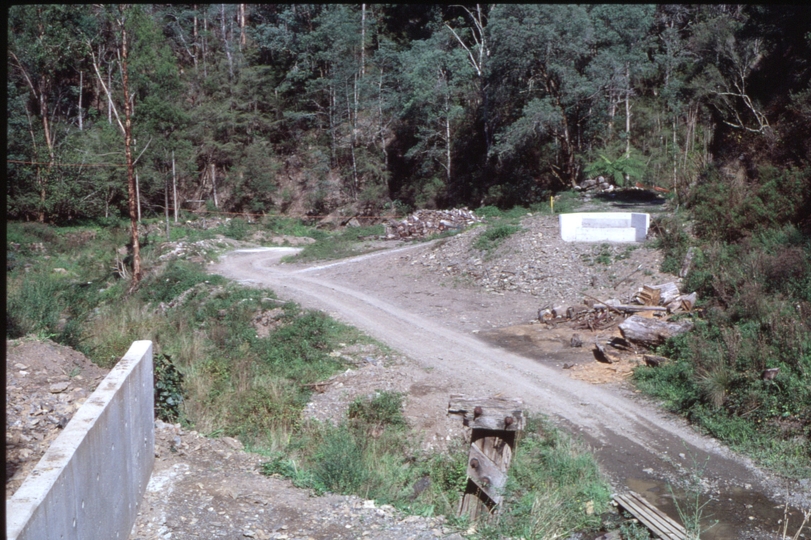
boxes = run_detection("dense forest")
[7,4,811,224]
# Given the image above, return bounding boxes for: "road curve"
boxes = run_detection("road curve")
[211,246,807,540]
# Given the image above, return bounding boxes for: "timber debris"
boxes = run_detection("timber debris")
[538,281,697,367]
[385,208,482,240]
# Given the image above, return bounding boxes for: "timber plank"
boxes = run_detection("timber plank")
[448,395,525,431]
[614,491,687,540]
[625,491,687,539]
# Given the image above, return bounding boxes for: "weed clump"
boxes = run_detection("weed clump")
[636,160,811,477]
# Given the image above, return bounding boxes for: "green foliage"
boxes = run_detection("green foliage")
[690,166,811,242]
[224,218,250,241]
[290,225,385,262]
[474,224,521,253]
[312,428,370,494]
[584,151,647,187]
[620,521,652,540]
[348,392,407,429]
[478,416,612,539]
[650,214,692,274]
[138,260,224,305]
[154,353,184,422]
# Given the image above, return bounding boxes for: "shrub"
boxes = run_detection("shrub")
[650,214,692,275]
[6,270,63,338]
[154,353,184,422]
[138,260,222,305]
[224,218,249,241]
[312,428,369,494]
[474,224,521,253]
[348,391,407,429]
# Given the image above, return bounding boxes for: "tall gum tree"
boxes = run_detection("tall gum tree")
[487,5,599,189]
[7,6,92,221]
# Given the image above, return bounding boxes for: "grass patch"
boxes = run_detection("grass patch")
[261,215,328,239]
[478,416,611,539]
[287,224,385,262]
[474,224,522,254]
[633,252,811,478]
[261,411,611,538]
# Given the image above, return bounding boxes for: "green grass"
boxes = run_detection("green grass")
[286,224,385,262]
[261,411,612,538]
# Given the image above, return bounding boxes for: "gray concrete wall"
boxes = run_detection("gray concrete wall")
[559,212,650,242]
[7,341,155,540]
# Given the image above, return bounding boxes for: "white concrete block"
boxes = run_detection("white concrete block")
[559,212,649,242]
[7,341,154,540]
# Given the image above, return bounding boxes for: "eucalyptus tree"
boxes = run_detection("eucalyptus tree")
[7,5,95,221]
[689,6,771,135]
[487,4,600,190]
[588,5,656,158]
[397,32,476,206]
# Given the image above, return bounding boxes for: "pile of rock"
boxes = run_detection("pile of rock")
[385,208,482,240]
[575,176,616,192]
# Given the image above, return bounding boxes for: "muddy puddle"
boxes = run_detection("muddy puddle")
[479,324,808,540]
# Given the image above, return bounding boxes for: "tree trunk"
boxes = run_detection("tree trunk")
[135,172,141,222]
[221,4,233,81]
[78,70,83,131]
[347,78,359,199]
[107,64,112,125]
[172,150,178,222]
[165,176,170,239]
[202,10,208,78]
[239,4,246,48]
[619,315,693,348]
[121,8,141,284]
[210,162,218,208]
[361,4,366,77]
[625,63,631,157]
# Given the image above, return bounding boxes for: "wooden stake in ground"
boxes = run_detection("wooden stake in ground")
[448,395,524,521]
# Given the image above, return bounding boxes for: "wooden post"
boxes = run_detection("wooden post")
[448,395,524,521]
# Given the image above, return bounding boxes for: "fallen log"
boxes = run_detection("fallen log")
[643,354,670,367]
[592,303,669,314]
[619,315,693,348]
[594,343,620,364]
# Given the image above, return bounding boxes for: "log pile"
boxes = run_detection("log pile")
[385,208,482,240]
[538,281,699,363]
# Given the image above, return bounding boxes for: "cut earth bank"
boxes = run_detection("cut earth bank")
[210,212,810,540]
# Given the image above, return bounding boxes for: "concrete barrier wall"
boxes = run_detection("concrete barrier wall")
[559,212,650,242]
[7,341,155,540]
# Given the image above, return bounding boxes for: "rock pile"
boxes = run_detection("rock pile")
[385,208,482,240]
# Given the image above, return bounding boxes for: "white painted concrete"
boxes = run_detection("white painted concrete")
[6,341,154,540]
[559,212,650,242]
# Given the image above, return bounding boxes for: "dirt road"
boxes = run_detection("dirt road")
[210,241,808,540]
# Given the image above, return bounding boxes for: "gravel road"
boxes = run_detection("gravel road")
[209,215,810,540]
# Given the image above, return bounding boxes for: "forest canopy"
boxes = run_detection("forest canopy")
[6,5,811,226]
